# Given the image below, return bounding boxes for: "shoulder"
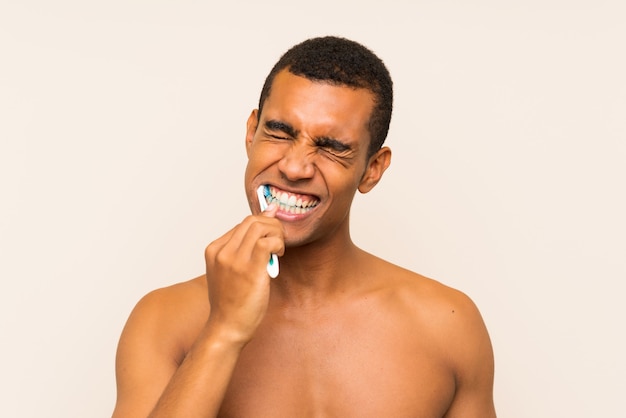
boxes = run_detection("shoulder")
[372,259,493,375]
[369,261,496,414]
[119,276,209,363]
[398,268,485,332]
[369,256,477,318]
[133,275,208,316]
[406,275,494,399]
[113,277,210,416]
[129,276,208,327]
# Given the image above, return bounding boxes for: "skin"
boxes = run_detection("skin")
[112,70,496,417]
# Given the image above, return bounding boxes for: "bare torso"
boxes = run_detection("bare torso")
[161,260,467,417]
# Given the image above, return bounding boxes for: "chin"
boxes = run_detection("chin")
[282,230,318,249]
[283,236,310,249]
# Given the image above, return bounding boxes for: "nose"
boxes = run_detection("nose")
[277,142,315,182]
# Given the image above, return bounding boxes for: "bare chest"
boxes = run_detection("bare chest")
[217,309,455,418]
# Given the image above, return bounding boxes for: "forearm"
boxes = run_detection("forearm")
[148,323,245,418]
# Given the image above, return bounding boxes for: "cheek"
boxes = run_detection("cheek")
[246,143,281,173]
[317,158,366,190]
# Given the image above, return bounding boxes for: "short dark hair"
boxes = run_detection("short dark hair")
[258,36,393,158]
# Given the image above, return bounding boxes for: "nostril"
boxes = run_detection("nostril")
[277,154,315,180]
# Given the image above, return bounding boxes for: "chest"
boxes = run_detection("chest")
[217,309,455,417]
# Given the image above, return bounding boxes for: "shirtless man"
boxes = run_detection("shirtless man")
[112,36,496,417]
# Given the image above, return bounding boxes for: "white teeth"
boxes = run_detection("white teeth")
[268,187,318,211]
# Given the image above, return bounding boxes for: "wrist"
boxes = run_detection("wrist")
[203,317,254,351]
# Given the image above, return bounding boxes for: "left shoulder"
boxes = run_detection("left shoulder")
[405,271,487,338]
[399,268,495,415]
[377,260,493,375]
[374,259,481,323]
[368,258,496,416]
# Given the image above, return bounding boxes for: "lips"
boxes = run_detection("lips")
[265,185,319,215]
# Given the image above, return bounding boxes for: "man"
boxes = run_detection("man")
[112,36,496,417]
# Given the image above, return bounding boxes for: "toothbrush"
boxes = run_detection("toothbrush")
[256,185,279,278]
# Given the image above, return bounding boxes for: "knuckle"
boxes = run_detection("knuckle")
[204,240,220,261]
[248,221,266,236]
[241,215,258,227]
[214,249,231,267]
[256,236,282,254]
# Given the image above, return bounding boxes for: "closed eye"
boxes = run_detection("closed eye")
[314,137,352,154]
[265,120,298,139]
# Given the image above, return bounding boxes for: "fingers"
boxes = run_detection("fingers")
[205,210,284,274]
[203,211,284,342]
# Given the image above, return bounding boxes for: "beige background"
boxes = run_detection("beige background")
[1,1,625,416]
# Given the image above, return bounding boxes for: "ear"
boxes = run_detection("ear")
[245,109,259,157]
[358,146,391,194]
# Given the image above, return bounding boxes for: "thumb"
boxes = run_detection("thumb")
[261,203,278,218]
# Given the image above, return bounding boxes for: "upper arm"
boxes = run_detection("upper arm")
[442,292,496,418]
[112,291,182,418]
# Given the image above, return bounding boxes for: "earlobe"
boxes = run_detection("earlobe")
[245,109,259,156]
[358,147,392,194]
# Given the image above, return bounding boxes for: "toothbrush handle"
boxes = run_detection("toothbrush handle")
[267,254,279,278]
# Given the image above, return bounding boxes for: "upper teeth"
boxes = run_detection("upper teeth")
[270,188,318,209]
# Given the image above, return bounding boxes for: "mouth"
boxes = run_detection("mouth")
[263,185,320,215]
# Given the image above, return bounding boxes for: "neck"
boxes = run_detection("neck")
[271,228,366,306]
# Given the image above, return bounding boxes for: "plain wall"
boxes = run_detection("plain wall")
[1,1,624,416]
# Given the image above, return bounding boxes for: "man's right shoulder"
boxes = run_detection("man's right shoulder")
[113,277,210,416]
[119,276,210,362]
[133,275,208,316]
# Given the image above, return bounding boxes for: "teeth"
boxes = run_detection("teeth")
[268,187,319,211]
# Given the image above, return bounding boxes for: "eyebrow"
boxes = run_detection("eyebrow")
[265,120,299,138]
[264,119,352,152]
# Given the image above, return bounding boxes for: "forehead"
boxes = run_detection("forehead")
[261,70,375,143]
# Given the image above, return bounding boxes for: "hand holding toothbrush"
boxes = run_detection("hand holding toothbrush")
[203,203,284,343]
